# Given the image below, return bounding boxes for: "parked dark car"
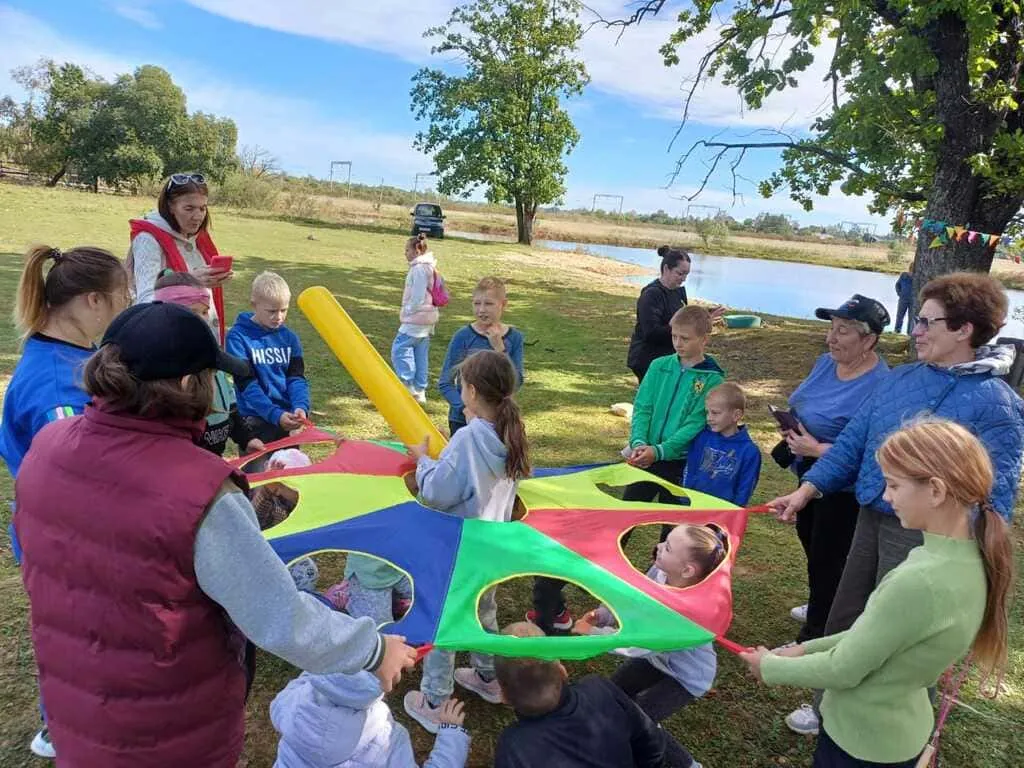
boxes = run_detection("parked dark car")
[411,202,445,238]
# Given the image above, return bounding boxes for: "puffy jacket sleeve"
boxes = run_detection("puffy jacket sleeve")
[802,389,874,496]
[975,384,1024,521]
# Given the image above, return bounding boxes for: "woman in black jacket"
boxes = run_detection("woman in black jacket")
[627,246,723,382]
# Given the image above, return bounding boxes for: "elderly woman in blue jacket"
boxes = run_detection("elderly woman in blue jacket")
[770,271,1024,737]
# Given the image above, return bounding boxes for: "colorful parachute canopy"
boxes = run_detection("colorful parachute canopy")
[235,432,756,661]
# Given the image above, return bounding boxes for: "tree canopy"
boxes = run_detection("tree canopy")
[628,0,1023,289]
[1,59,237,189]
[410,0,589,244]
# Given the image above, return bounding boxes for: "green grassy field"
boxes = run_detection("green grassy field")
[0,183,1021,767]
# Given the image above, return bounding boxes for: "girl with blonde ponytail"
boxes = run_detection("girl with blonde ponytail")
[402,349,530,731]
[739,418,1014,768]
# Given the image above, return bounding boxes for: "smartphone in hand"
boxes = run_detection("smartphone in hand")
[210,255,233,273]
[768,404,801,433]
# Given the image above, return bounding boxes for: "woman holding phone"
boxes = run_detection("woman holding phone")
[779,295,890,648]
[127,173,234,344]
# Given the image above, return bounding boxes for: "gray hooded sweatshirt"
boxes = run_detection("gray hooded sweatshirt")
[270,670,470,768]
[415,417,518,522]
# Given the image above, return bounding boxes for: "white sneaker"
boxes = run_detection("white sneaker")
[413,389,427,404]
[785,704,820,735]
[30,728,56,758]
[454,667,503,704]
[403,690,443,734]
[790,604,808,623]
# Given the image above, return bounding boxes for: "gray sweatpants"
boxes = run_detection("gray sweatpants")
[813,507,923,715]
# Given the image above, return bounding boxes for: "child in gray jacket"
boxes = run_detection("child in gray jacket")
[402,350,531,734]
[270,671,469,767]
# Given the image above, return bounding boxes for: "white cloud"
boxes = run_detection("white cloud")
[111,1,163,30]
[182,0,837,129]
[0,6,429,182]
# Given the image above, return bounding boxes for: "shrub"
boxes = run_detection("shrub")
[211,171,279,210]
[887,240,907,265]
[695,217,730,248]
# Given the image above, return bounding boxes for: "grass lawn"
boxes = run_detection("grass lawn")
[0,183,1022,767]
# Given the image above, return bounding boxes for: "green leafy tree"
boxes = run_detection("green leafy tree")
[694,216,730,247]
[633,0,1023,294]
[3,60,238,189]
[410,0,589,244]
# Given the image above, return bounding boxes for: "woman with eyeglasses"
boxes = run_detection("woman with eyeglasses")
[769,271,1024,739]
[127,173,234,343]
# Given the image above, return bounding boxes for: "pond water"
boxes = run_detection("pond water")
[451,231,1024,339]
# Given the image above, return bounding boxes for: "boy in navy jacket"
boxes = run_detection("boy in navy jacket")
[682,382,761,506]
[227,271,310,456]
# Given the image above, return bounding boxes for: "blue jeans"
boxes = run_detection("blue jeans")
[894,299,911,334]
[814,729,919,767]
[421,587,498,705]
[391,333,430,391]
[347,573,413,626]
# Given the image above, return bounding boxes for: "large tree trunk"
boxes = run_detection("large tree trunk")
[911,12,1023,309]
[515,197,536,245]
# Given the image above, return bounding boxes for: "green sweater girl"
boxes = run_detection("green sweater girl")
[743,419,1014,767]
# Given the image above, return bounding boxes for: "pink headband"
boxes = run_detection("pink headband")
[155,285,211,308]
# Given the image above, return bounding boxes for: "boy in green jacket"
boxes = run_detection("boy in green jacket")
[626,305,724,495]
[528,305,723,636]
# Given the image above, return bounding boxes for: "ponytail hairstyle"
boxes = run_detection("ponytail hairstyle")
[457,349,530,480]
[877,419,1015,683]
[406,232,429,257]
[15,244,126,339]
[682,523,729,581]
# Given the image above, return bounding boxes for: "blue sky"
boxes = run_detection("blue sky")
[0,0,886,227]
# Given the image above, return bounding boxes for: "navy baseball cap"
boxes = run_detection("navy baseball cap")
[102,302,251,381]
[815,294,890,335]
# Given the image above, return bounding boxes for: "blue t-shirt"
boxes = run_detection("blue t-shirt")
[0,334,94,478]
[788,353,890,447]
[438,324,524,425]
[682,425,762,506]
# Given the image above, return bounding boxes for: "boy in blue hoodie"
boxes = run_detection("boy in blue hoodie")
[682,382,761,506]
[227,271,310,458]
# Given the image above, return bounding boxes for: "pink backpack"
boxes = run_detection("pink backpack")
[429,269,450,307]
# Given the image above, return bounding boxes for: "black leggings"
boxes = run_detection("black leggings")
[611,657,696,723]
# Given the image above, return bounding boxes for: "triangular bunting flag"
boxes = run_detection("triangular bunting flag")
[930,236,943,249]
[968,231,979,244]
[989,235,1000,248]
[946,226,956,240]
[954,226,966,241]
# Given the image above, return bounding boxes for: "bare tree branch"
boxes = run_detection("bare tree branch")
[668,137,928,203]
[582,1,668,37]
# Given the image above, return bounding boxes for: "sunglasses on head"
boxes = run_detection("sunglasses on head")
[167,173,207,189]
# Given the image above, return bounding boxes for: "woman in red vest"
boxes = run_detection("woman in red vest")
[14,303,417,768]
[127,173,233,343]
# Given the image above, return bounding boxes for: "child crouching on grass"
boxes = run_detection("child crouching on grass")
[575,523,725,745]
[403,350,530,734]
[270,671,470,768]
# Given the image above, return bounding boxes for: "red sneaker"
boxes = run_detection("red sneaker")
[525,608,573,631]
